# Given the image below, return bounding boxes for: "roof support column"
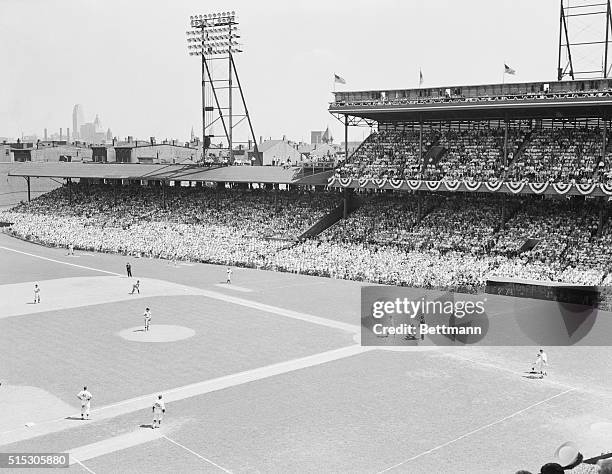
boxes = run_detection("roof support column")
[602,116,608,168]
[26,177,30,202]
[504,117,509,169]
[419,117,423,162]
[598,198,607,236]
[343,187,349,219]
[344,115,348,161]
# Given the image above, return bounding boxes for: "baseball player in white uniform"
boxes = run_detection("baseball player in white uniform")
[143,307,151,332]
[226,267,232,284]
[532,349,548,377]
[152,394,166,428]
[33,284,40,304]
[77,386,92,419]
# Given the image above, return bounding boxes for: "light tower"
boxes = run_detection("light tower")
[186,11,259,164]
[557,0,612,80]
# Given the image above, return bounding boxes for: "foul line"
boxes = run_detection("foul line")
[72,457,96,474]
[442,352,578,391]
[0,243,358,334]
[0,345,370,446]
[197,288,359,334]
[213,283,253,293]
[163,435,232,473]
[0,246,121,276]
[376,387,577,473]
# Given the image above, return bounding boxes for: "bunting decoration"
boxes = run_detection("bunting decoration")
[325,176,609,196]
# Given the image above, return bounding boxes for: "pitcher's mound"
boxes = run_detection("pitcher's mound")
[118,325,195,342]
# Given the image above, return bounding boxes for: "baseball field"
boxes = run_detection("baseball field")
[1,233,612,473]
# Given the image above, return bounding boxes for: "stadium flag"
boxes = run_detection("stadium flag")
[334,74,346,84]
[419,69,424,86]
[504,64,516,75]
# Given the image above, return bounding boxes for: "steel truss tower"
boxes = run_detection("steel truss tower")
[558,0,612,80]
[187,11,260,165]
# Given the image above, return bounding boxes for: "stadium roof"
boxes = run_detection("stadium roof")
[7,162,324,184]
[330,95,612,122]
[330,78,612,122]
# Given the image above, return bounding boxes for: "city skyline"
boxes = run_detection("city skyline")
[1,1,563,143]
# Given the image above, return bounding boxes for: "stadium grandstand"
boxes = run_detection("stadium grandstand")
[4,77,612,301]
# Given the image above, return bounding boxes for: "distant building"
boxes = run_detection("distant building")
[311,131,323,145]
[107,139,201,164]
[0,143,12,163]
[259,138,302,166]
[72,104,85,140]
[311,126,333,145]
[80,114,107,144]
[8,141,92,162]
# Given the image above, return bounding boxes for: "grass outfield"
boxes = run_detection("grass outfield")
[1,233,612,473]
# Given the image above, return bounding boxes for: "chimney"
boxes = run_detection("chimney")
[248,139,252,149]
[67,128,70,142]
[60,128,63,141]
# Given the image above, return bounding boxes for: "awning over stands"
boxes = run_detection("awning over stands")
[6,162,331,185]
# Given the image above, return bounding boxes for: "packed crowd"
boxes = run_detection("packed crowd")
[2,185,611,293]
[15,184,339,239]
[423,128,525,181]
[506,128,609,183]
[335,126,612,183]
[1,185,339,266]
[335,129,438,180]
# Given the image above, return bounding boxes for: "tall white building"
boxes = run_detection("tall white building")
[72,104,85,140]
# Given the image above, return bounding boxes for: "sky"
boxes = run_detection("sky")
[0,0,600,143]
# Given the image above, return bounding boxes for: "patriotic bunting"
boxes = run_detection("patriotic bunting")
[388,178,404,189]
[528,182,549,194]
[444,180,461,191]
[600,183,612,195]
[327,177,608,196]
[505,182,526,194]
[463,181,482,192]
[425,181,441,191]
[484,180,504,192]
[575,183,597,195]
[552,182,572,194]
